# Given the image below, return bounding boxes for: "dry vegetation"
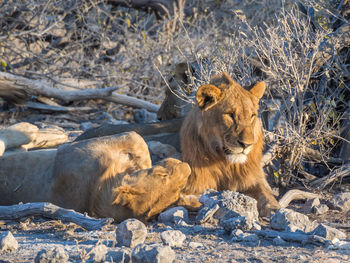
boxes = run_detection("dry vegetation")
[0,0,349,191]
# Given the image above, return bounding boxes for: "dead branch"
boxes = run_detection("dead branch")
[75,118,183,141]
[0,202,113,231]
[107,0,185,17]
[304,146,344,164]
[0,72,160,112]
[309,163,350,189]
[252,229,327,245]
[26,102,94,113]
[279,189,320,208]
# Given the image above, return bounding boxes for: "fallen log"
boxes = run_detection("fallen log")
[75,118,183,142]
[279,189,321,208]
[0,71,159,112]
[0,202,113,231]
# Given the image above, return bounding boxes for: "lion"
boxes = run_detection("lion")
[179,72,280,216]
[0,132,191,222]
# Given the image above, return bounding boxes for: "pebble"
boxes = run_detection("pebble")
[0,231,18,252]
[158,206,189,226]
[270,208,316,233]
[34,247,69,263]
[311,223,346,240]
[87,244,108,262]
[188,242,204,249]
[160,230,186,247]
[132,244,175,263]
[329,192,350,211]
[116,218,147,248]
[273,236,287,246]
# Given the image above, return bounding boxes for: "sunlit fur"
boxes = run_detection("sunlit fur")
[180,72,280,216]
[0,132,191,222]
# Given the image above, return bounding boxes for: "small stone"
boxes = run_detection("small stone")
[329,192,350,211]
[196,203,220,224]
[197,190,259,231]
[105,250,131,263]
[116,219,147,248]
[273,236,287,246]
[88,244,108,262]
[188,242,204,249]
[158,207,189,226]
[312,224,346,240]
[270,208,316,233]
[231,229,244,237]
[0,231,18,252]
[328,240,350,250]
[134,109,157,123]
[304,198,320,213]
[131,244,175,263]
[231,232,259,243]
[160,230,186,247]
[80,122,93,131]
[35,247,69,263]
[147,141,179,163]
[312,204,329,215]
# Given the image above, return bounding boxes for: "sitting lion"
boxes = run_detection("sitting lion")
[0,132,191,222]
[179,72,280,216]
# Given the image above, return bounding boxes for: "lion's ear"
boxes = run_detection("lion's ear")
[196,84,222,111]
[249,81,266,100]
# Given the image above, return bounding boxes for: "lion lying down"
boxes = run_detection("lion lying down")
[0,72,280,220]
[0,132,191,222]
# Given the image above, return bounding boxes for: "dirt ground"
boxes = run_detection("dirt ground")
[0,198,349,263]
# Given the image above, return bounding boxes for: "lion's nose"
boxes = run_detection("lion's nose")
[237,140,252,149]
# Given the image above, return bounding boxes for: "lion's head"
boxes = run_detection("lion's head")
[182,72,265,165]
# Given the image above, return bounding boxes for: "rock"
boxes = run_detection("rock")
[134,109,157,123]
[303,198,320,213]
[116,219,147,248]
[131,244,175,263]
[329,192,350,211]
[158,207,189,226]
[312,204,329,215]
[160,230,186,247]
[196,203,220,224]
[231,232,259,243]
[0,231,18,252]
[270,208,316,233]
[311,224,346,240]
[273,236,287,246]
[105,250,131,263]
[197,190,259,231]
[188,242,204,249]
[35,247,69,263]
[328,239,350,250]
[87,244,108,262]
[80,122,93,131]
[147,141,180,163]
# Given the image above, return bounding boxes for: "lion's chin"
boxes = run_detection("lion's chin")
[226,153,248,164]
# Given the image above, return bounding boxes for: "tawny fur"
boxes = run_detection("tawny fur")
[0,132,191,222]
[180,72,280,216]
